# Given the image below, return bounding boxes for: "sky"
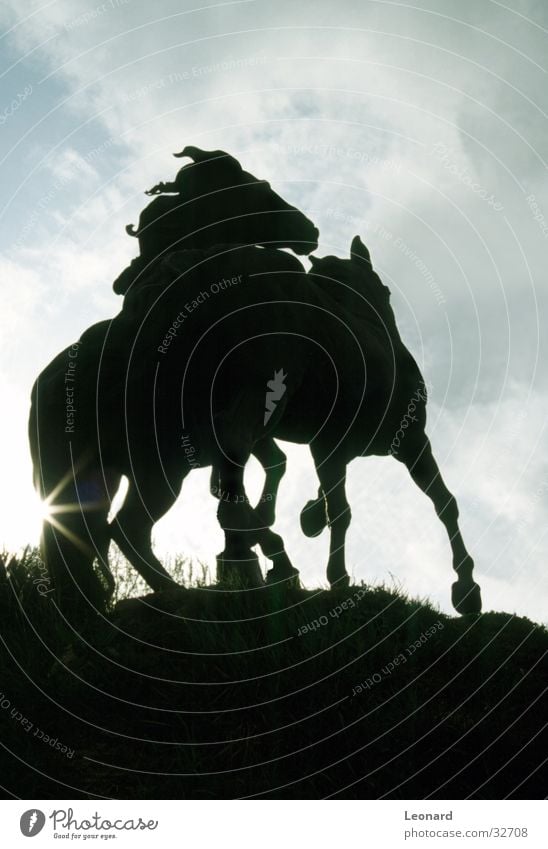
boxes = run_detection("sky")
[0,0,547,622]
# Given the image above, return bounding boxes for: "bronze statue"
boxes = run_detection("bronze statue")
[29,146,480,620]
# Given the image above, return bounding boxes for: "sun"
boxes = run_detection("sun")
[35,494,54,524]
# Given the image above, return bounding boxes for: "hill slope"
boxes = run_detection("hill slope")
[1,551,546,799]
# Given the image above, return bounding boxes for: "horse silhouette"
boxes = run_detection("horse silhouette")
[298,238,481,615]
[113,145,319,295]
[29,131,480,618]
[34,235,480,617]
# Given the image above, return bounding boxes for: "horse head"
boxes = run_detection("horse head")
[309,235,398,336]
[128,146,319,258]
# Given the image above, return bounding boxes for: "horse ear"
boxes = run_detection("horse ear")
[309,255,320,267]
[351,235,372,266]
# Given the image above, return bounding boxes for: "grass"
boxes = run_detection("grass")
[0,547,546,799]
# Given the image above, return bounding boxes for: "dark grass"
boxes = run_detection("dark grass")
[0,548,546,799]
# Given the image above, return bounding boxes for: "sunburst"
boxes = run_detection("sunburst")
[35,467,111,557]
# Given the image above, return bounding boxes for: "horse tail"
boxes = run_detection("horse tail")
[29,335,119,618]
[28,379,43,496]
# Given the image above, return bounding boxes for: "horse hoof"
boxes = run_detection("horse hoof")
[451,581,482,615]
[300,499,327,538]
[266,566,301,589]
[329,574,351,590]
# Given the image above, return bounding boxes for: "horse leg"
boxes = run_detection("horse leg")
[211,437,286,527]
[109,476,182,593]
[300,485,328,538]
[209,440,296,585]
[251,437,287,527]
[41,521,108,619]
[313,451,351,589]
[214,436,265,588]
[260,524,300,587]
[41,488,112,622]
[398,437,482,614]
[219,514,299,588]
[250,446,298,586]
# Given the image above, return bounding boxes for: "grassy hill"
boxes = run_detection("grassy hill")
[1,548,546,799]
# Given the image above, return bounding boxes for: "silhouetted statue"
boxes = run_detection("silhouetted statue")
[29,141,480,618]
[31,235,480,617]
[113,146,319,295]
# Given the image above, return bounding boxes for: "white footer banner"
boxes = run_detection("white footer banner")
[1,800,545,847]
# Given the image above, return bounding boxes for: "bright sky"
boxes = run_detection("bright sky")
[1,0,547,623]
